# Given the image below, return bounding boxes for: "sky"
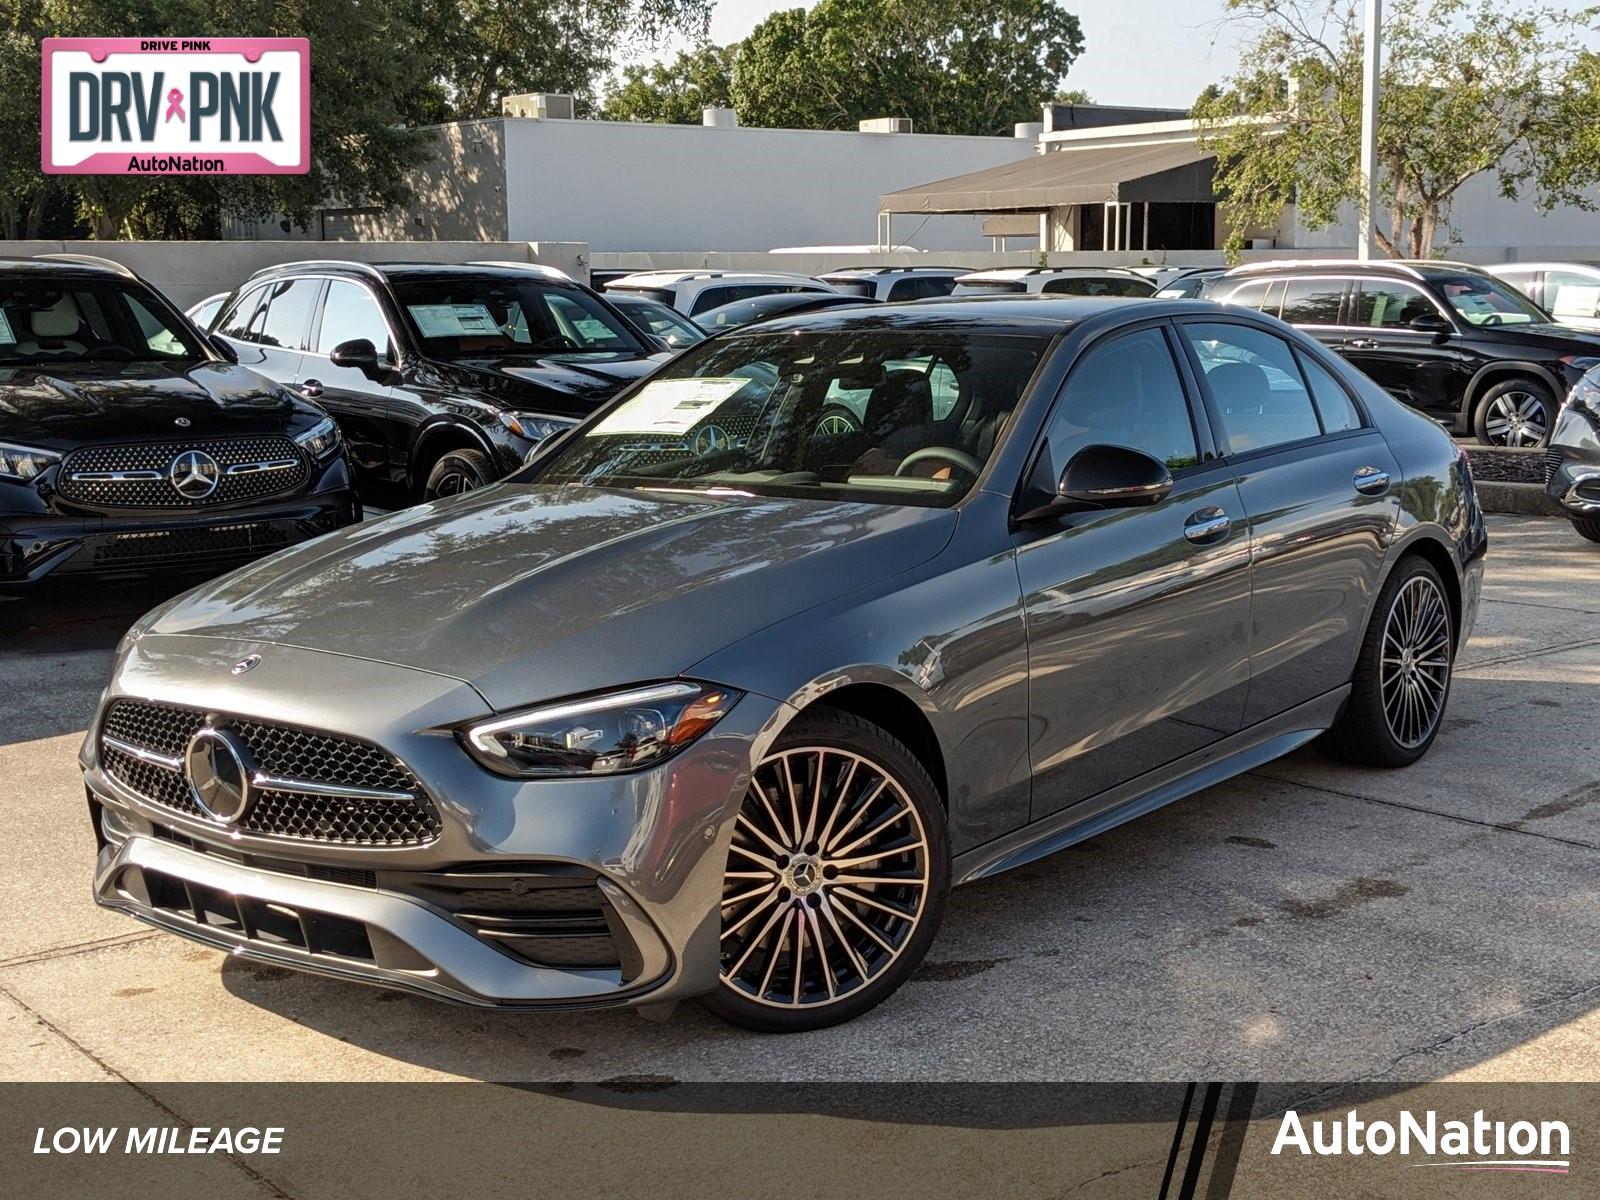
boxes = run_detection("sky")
[704,0,1252,109]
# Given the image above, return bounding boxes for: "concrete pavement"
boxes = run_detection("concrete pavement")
[2,515,1598,1084]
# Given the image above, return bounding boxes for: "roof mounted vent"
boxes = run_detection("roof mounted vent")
[859,117,914,134]
[501,93,575,120]
[702,107,737,128]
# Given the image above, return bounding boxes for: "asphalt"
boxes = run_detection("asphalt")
[2,515,1598,1085]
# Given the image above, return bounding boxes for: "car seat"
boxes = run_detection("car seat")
[16,297,88,356]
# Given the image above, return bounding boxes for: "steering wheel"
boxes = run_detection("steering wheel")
[1481,314,1504,327]
[894,446,983,478]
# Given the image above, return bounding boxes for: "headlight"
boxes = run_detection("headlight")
[0,440,59,481]
[1567,367,1600,413]
[460,681,742,778]
[292,416,341,459]
[498,411,578,442]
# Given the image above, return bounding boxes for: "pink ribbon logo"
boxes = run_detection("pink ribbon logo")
[164,87,185,123]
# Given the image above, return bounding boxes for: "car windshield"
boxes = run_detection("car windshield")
[613,296,705,347]
[1435,274,1549,326]
[0,275,207,365]
[392,277,647,359]
[532,328,1050,508]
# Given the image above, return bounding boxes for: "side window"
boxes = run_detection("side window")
[1544,271,1600,322]
[1220,280,1269,311]
[1297,351,1362,433]
[216,285,268,342]
[257,278,321,350]
[125,295,185,356]
[316,281,392,357]
[1183,322,1323,454]
[1046,327,1199,472]
[1352,281,1437,329]
[1280,279,1345,326]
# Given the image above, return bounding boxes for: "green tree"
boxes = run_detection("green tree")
[1197,0,1600,258]
[602,44,734,124]
[422,0,714,121]
[725,0,1085,135]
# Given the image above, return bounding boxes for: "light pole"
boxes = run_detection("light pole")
[1357,0,1382,260]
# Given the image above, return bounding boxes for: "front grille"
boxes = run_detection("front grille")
[89,522,290,566]
[139,867,375,960]
[58,437,308,509]
[100,699,442,847]
[1545,448,1565,488]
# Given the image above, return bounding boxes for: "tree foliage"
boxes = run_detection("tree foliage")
[1197,0,1600,258]
[608,0,1086,136]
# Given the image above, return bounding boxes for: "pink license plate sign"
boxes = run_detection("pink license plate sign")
[42,38,310,175]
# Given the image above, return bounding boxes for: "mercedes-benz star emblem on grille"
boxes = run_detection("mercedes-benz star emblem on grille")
[693,424,730,454]
[169,449,220,499]
[173,417,191,427]
[184,727,257,824]
[231,654,261,675]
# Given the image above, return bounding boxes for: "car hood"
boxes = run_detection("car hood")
[426,354,663,419]
[1477,323,1600,353]
[0,360,300,449]
[141,484,958,710]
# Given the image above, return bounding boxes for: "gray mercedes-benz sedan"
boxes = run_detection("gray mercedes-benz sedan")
[84,297,1487,1032]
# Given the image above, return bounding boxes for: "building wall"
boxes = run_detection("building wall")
[499,118,1038,252]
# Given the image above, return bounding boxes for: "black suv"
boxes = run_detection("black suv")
[0,256,358,593]
[1212,260,1600,447]
[204,262,666,503]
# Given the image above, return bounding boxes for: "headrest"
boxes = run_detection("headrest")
[1207,361,1271,408]
[30,298,82,340]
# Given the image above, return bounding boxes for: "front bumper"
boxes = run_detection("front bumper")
[1546,407,1600,519]
[1,487,360,591]
[83,634,788,1010]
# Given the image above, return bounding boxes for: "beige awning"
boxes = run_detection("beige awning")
[879,141,1215,215]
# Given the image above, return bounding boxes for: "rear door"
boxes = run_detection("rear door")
[1174,317,1401,724]
[303,278,402,495]
[1015,321,1252,820]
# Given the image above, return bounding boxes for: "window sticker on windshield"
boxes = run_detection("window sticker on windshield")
[594,378,749,436]
[0,311,13,343]
[408,303,501,337]
[1452,294,1500,316]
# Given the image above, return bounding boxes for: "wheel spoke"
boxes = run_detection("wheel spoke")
[723,888,783,943]
[736,812,790,860]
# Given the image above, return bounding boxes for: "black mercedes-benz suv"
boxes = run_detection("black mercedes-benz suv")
[204,261,667,504]
[1212,259,1600,447]
[0,256,358,594]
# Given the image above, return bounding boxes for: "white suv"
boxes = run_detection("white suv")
[1486,262,1600,331]
[816,267,966,302]
[604,271,835,317]
[950,268,1157,298]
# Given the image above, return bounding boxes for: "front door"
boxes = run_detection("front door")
[1174,318,1402,724]
[1336,279,1476,425]
[303,278,401,500]
[1014,323,1253,820]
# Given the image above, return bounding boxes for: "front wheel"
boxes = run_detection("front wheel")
[1573,516,1600,544]
[1320,555,1454,767]
[422,448,496,500]
[701,708,949,1032]
[1473,378,1555,447]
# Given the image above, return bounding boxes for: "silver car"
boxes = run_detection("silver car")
[85,297,1486,1031]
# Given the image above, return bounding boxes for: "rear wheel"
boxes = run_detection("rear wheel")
[701,708,949,1032]
[1574,516,1600,544]
[1321,555,1454,767]
[422,448,495,500]
[1473,378,1555,447]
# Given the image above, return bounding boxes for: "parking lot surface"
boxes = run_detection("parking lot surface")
[2,514,1598,1084]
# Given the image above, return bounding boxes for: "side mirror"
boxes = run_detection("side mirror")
[208,334,238,363]
[1409,313,1451,340]
[330,337,385,377]
[1016,444,1174,524]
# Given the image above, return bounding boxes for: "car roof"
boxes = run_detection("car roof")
[0,254,141,281]
[607,270,827,287]
[956,267,1145,282]
[1220,258,1489,282]
[819,266,967,278]
[724,293,1236,336]
[1485,261,1600,272]
[245,260,580,285]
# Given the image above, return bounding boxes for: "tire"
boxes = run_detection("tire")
[1473,377,1556,448]
[1574,516,1600,544]
[422,448,496,500]
[1320,555,1454,768]
[700,707,950,1032]
[813,404,862,437]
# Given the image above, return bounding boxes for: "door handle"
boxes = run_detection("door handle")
[1343,338,1379,350]
[1183,507,1232,544]
[1353,466,1391,495]
[299,380,324,398]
